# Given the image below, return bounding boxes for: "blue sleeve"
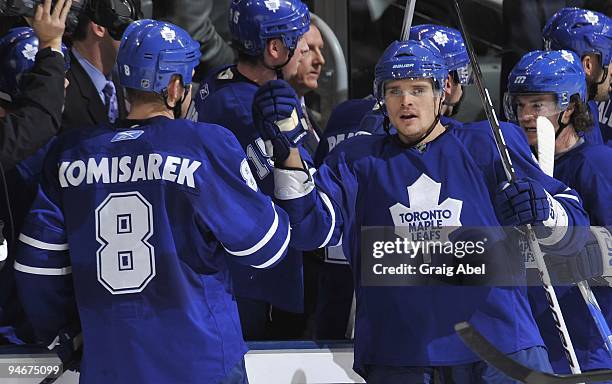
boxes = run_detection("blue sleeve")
[575,152,612,226]
[14,145,78,345]
[200,128,291,269]
[497,123,589,255]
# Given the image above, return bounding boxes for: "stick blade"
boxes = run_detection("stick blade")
[455,322,612,384]
[536,116,555,177]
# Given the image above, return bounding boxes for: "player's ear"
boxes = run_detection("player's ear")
[561,102,575,125]
[582,54,594,77]
[266,38,283,60]
[166,75,184,107]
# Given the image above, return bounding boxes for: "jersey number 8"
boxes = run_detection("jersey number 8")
[95,192,156,295]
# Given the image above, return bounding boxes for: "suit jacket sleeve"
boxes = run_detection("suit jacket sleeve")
[0,48,65,170]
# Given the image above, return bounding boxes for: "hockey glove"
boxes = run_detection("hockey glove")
[494,178,550,226]
[252,80,309,163]
[545,226,612,286]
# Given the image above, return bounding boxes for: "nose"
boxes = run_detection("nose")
[314,48,325,66]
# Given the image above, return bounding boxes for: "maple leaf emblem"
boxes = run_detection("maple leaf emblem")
[561,50,574,64]
[21,43,38,61]
[160,26,176,43]
[265,0,280,12]
[585,11,599,24]
[389,174,462,241]
[432,31,450,47]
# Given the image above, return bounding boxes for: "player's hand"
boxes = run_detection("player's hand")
[252,79,308,163]
[32,0,72,52]
[493,178,551,227]
[546,226,612,286]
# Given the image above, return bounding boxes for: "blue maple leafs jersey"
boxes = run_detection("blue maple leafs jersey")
[529,141,612,373]
[313,97,379,167]
[195,65,309,312]
[584,100,605,145]
[14,116,290,384]
[277,117,588,373]
[596,99,612,146]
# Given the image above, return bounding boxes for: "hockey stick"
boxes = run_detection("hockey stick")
[536,116,612,359]
[400,0,416,41]
[455,322,612,384]
[451,0,583,375]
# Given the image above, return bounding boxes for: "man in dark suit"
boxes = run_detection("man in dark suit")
[62,11,127,131]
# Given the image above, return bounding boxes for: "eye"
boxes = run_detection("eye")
[387,88,403,97]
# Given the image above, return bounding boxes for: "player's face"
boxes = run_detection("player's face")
[443,74,463,116]
[281,37,310,81]
[384,78,440,144]
[291,26,325,94]
[515,94,559,146]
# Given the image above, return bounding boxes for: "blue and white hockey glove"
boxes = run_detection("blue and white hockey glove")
[545,226,612,286]
[252,79,309,163]
[494,178,551,226]
[494,177,570,244]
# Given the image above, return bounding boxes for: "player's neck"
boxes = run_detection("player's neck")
[236,61,278,86]
[554,126,579,154]
[127,102,174,120]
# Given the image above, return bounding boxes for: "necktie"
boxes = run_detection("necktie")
[103,81,119,123]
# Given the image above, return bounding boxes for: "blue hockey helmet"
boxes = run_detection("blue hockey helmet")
[543,8,612,67]
[505,50,587,122]
[0,27,70,101]
[117,20,201,94]
[229,0,310,57]
[409,24,472,84]
[373,40,448,103]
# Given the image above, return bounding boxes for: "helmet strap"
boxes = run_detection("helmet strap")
[586,61,608,99]
[163,85,191,119]
[405,96,445,149]
[261,46,295,79]
[555,112,569,139]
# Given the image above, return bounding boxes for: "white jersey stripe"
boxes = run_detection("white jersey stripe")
[252,225,291,269]
[14,261,72,276]
[224,201,279,257]
[19,233,69,251]
[318,191,336,248]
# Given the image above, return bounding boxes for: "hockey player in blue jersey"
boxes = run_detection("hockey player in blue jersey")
[252,40,590,383]
[543,8,612,145]
[506,49,612,376]
[14,20,291,384]
[195,0,312,339]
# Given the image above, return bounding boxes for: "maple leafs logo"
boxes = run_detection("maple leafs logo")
[21,43,37,61]
[585,11,599,25]
[561,50,574,64]
[160,26,176,43]
[432,31,450,47]
[265,0,280,12]
[389,174,462,240]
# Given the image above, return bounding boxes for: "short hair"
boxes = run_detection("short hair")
[125,88,165,105]
[71,13,92,42]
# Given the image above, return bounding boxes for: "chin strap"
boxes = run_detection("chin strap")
[588,64,609,100]
[405,96,445,149]
[261,48,295,80]
[555,111,569,139]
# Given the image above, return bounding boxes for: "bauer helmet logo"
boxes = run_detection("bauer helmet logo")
[514,76,526,84]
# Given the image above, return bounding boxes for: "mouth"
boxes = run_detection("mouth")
[523,126,537,134]
[399,113,418,122]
